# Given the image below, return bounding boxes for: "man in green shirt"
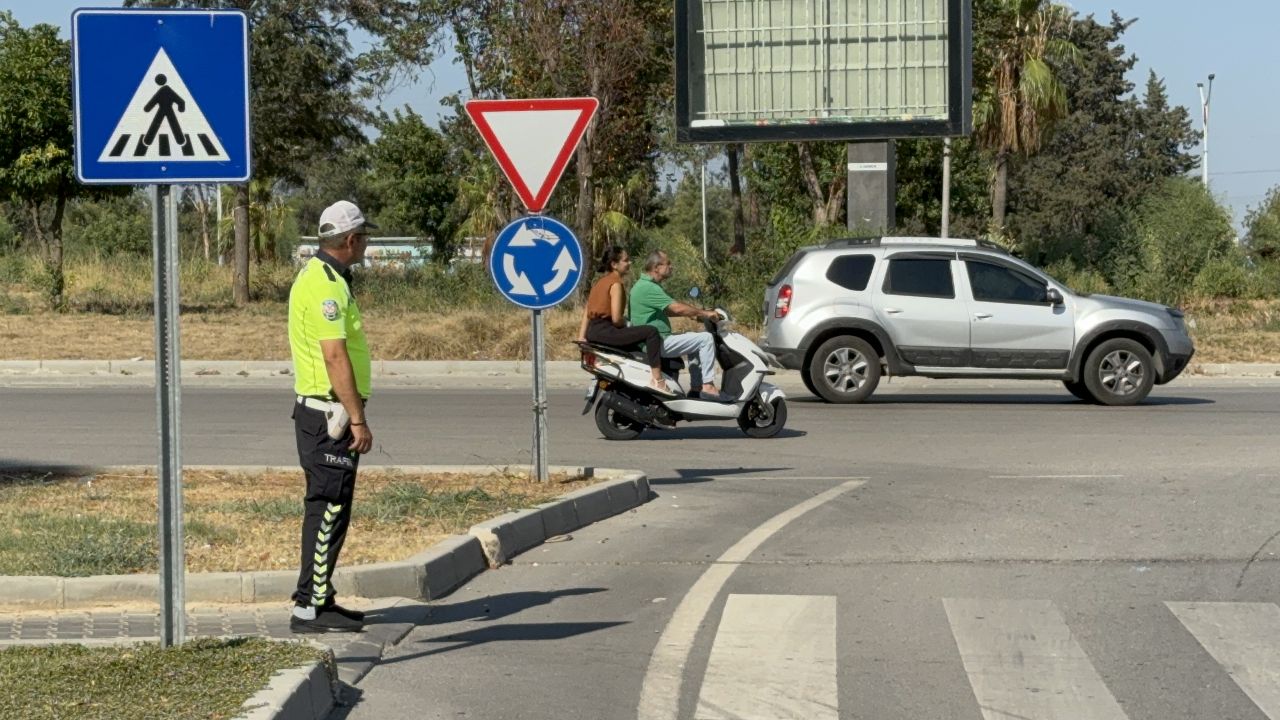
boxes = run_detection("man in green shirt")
[287,200,375,633]
[630,250,725,399]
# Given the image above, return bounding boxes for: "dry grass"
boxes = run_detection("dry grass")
[0,307,721,361]
[1182,299,1280,364]
[0,468,596,576]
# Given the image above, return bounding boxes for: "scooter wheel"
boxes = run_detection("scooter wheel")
[738,397,787,439]
[594,402,644,440]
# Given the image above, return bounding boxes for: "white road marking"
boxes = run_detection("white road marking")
[637,480,865,720]
[989,474,1124,479]
[1167,602,1280,718]
[944,598,1129,720]
[694,594,838,720]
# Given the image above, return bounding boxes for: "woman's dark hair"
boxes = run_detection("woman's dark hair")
[597,245,628,273]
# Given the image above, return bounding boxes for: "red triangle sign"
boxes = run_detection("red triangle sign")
[465,98,599,213]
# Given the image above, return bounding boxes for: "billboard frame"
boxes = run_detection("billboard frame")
[675,0,973,143]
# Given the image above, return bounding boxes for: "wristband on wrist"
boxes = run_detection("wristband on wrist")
[351,421,366,427]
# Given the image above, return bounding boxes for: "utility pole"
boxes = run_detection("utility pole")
[1197,74,1215,188]
[700,158,708,261]
[941,138,952,238]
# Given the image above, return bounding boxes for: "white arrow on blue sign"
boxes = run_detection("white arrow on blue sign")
[489,216,584,310]
[72,9,251,185]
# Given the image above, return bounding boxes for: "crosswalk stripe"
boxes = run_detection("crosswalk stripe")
[694,594,838,720]
[1167,601,1280,718]
[944,598,1129,720]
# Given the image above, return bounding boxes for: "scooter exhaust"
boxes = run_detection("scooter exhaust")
[600,389,664,427]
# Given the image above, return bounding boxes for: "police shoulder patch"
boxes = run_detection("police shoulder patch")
[321,299,340,321]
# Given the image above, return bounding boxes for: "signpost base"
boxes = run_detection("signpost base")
[151,184,185,646]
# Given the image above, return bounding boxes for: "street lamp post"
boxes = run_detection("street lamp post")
[1197,74,1215,188]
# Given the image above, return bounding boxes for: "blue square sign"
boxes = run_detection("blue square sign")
[72,9,251,184]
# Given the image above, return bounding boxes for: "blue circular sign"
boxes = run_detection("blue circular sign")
[488,216,584,310]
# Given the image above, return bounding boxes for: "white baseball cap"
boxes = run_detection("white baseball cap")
[318,200,378,238]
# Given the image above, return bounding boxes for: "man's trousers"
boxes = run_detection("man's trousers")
[291,399,360,607]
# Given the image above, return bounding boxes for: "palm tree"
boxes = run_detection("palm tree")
[973,0,1078,230]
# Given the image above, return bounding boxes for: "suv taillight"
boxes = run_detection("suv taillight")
[775,285,793,318]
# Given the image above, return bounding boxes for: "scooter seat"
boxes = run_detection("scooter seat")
[578,340,685,372]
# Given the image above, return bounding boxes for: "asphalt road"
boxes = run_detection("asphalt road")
[6,381,1280,719]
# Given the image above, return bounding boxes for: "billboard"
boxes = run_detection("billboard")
[676,0,972,143]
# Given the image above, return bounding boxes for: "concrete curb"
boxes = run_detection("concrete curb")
[0,465,649,610]
[1,359,1279,388]
[237,654,335,720]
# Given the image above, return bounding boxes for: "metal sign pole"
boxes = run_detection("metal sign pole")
[151,184,186,646]
[531,308,549,482]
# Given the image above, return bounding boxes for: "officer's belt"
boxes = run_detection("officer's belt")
[296,396,332,412]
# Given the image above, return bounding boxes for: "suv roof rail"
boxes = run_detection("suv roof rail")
[880,236,977,247]
[822,235,1010,254]
[823,236,881,248]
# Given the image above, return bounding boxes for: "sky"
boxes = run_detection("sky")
[9,1,1277,227]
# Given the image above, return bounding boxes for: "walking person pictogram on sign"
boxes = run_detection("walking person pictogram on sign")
[97,48,228,163]
[138,73,192,156]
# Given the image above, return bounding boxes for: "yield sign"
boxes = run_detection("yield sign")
[465,98,599,213]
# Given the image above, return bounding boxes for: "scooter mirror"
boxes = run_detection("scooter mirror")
[688,286,701,299]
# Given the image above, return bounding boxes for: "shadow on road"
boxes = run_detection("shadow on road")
[426,587,607,624]
[375,620,629,665]
[634,426,807,440]
[650,467,792,485]
[861,393,1214,406]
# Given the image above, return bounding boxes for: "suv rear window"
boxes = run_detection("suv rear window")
[769,249,811,286]
[883,257,954,298]
[825,254,875,291]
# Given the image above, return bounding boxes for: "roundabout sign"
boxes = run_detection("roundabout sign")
[489,216,583,310]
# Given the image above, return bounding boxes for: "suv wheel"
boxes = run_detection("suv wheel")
[1082,338,1155,406]
[809,336,881,403]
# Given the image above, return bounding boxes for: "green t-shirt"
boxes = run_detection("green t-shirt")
[288,257,371,398]
[629,275,674,339]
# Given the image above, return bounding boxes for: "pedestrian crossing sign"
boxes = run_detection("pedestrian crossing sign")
[72,9,250,184]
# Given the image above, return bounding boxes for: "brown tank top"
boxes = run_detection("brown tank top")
[586,271,622,320]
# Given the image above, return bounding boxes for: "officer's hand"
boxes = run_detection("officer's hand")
[350,423,373,454]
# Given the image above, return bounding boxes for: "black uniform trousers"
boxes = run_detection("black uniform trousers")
[291,400,361,607]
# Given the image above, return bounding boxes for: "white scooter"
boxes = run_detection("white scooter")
[576,305,788,440]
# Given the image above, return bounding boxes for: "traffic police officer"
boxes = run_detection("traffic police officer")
[288,200,375,633]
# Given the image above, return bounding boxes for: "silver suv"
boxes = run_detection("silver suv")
[760,237,1195,405]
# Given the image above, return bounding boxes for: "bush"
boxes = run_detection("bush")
[1042,260,1111,295]
[1193,256,1251,299]
[1129,177,1236,305]
[1249,261,1280,300]
[64,194,151,256]
[707,207,823,324]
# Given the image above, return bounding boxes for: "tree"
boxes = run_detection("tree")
[0,13,104,309]
[446,0,672,264]
[1003,13,1198,273]
[364,109,457,256]
[1244,187,1280,264]
[742,142,847,230]
[128,0,444,304]
[1131,177,1235,305]
[973,0,1078,229]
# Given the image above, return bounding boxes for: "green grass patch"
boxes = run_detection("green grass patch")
[0,637,327,720]
[0,470,596,575]
[210,497,301,523]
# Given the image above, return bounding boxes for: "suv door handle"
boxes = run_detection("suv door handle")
[974,312,993,320]
[884,308,903,314]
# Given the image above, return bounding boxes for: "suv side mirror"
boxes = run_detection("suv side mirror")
[1046,288,1064,306]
